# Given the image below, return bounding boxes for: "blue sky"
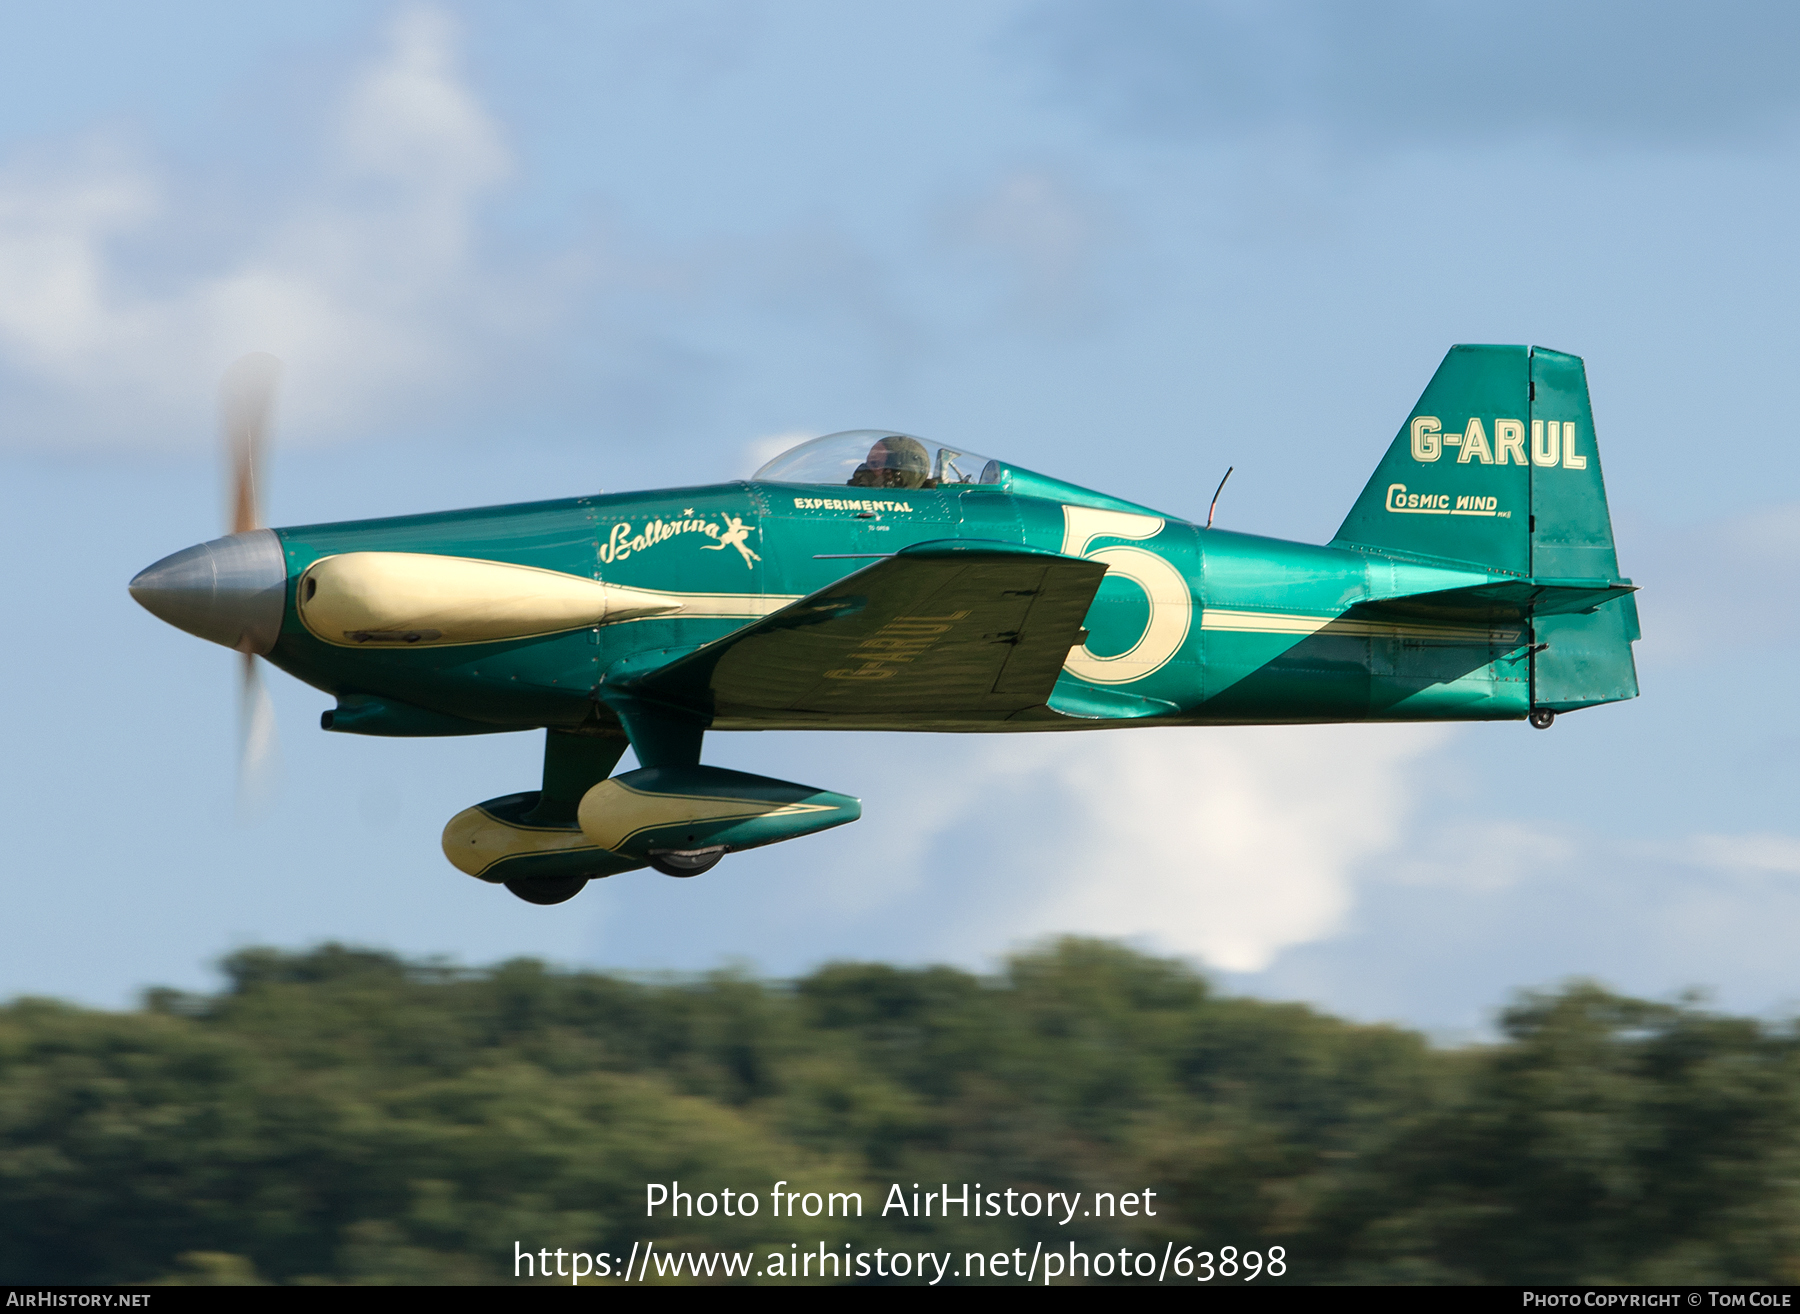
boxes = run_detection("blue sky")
[2,2,1797,1034]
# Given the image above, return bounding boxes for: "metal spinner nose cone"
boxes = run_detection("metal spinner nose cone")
[129,528,287,654]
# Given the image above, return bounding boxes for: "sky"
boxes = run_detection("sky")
[3,1,1798,1035]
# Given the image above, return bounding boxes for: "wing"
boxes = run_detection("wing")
[614,540,1107,728]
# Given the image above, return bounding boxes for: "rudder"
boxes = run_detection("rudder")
[1526,347,1638,711]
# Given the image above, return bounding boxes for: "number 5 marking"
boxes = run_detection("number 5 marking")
[1060,506,1192,685]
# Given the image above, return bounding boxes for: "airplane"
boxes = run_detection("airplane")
[130,344,1639,905]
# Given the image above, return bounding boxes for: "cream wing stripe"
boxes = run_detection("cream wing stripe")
[1201,609,1520,643]
[1201,609,1331,637]
[604,589,803,621]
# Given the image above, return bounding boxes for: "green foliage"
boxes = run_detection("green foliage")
[0,941,1795,1284]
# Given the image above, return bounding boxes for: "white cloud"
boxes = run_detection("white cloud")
[0,147,157,376]
[0,6,535,450]
[742,429,815,476]
[1379,820,1577,894]
[1680,832,1800,875]
[948,722,1453,972]
[337,7,508,208]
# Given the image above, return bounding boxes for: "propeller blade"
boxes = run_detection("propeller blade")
[221,352,281,536]
[222,353,284,814]
[238,645,281,818]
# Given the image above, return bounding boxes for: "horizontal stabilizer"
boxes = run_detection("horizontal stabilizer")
[613,539,1107,724]
[1355,578,1637,625]
[1351,575,1642,714]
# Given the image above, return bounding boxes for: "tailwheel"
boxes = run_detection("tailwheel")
[504,876,589,905]
[649,847,726,878]
[1529,708,1556,730]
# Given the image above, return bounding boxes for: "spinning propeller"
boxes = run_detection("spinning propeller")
[221,353,283,811]
[129,354,289,814]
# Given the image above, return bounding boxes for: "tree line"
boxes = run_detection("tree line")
[1,938,1795,1284]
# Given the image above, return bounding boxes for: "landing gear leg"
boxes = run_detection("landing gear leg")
[1529,708,1556,730]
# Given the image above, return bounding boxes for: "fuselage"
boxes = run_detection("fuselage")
[126,350,1637,901]
[255,465,1532,737]
[132,351,1642,745]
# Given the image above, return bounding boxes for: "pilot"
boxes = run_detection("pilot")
[847,435,933,489]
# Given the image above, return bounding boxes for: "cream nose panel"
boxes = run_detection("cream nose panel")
[299,552,682,646]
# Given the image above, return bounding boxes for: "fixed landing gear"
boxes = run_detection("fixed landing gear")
[505,876,589,905]
[649,847,726,877]
[1529,708,1556,730]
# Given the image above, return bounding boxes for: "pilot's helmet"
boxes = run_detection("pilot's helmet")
[855,435,930,489]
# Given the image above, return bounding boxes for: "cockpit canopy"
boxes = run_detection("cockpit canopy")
[752,430,1001,490]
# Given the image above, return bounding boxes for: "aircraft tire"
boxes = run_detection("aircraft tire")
[1529,709,1556,730]
[504,876,589,905]
[649,847,726,878]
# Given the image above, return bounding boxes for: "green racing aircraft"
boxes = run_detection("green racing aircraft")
[130,344,1639,904]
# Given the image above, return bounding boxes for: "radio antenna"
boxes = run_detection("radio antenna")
[1205,466,1234,530]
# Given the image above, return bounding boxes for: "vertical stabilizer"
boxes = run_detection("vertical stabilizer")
[1331,344,1532,573]
[1330,343,1624,581]
[1332,344,1638,713]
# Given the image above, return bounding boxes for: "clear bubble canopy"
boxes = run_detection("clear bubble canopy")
[752,430,1001,490]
